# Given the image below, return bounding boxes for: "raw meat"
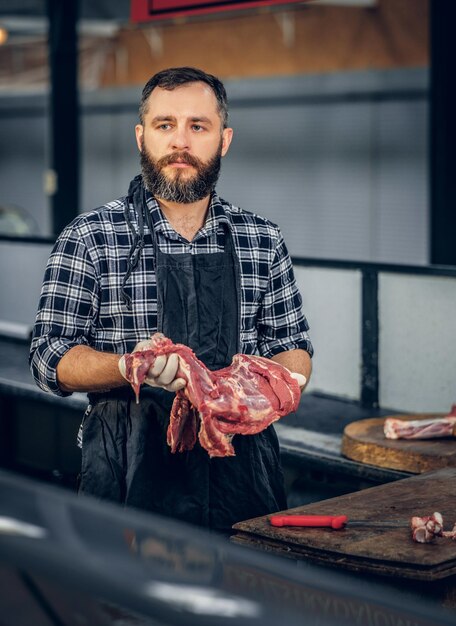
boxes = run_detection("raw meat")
[384,406,456,439]
[410,512,443,543]
[123,333,301,457]
[442,523,456,541]
[410,513,456,544]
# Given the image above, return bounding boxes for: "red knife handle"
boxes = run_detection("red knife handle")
[269,515,348,529]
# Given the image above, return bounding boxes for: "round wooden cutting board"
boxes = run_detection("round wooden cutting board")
[342,413,456,473]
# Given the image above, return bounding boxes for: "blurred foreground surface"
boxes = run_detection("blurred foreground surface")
[0,469,455,626]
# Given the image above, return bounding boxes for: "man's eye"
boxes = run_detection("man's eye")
[158,124,171,130]
[192,125,204,132]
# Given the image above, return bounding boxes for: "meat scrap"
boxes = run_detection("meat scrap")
[411,512,443,543]
[410,513,456,544]
[384,405,456,440]
[123,333,301,457]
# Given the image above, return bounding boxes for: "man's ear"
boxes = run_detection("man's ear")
[221,127,233,157]
[135,124,144,152]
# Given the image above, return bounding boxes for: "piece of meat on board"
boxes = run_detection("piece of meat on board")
[411,512,443,543]
[384,405,456,439]
[410,513,456,543]
[123,333,301,457]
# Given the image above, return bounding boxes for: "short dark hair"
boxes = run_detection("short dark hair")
[139,66,229,128]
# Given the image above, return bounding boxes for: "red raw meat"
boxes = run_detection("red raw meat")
[384,405,456,440]
[123,333,301,457]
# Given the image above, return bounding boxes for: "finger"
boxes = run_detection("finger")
[134,340,154,352]
[156,353,179,386]
[149,354,167,378]
[290,372,306,388]
[118,355,126,378]
[165,378,186,392]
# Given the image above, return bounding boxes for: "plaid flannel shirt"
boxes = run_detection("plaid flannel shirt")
[30,190,313,396]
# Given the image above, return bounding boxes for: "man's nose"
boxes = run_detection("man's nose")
[171,126,190,150]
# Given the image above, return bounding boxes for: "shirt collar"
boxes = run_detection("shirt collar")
[144,191,230,240]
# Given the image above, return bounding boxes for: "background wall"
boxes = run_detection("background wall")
[220,69,428,264]
[378,273,456,411]
[98,0,429,86]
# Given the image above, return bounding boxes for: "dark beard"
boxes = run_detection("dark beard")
[140,142,222,204]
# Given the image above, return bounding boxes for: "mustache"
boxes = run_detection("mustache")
[157,151,202,169]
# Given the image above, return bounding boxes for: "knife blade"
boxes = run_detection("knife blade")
[269,515,408,529]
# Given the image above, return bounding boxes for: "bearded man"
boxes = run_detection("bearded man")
[30,67,313,531]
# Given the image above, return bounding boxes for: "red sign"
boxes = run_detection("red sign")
[131,0,311,23]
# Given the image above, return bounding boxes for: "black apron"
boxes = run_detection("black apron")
[79,190,287,531]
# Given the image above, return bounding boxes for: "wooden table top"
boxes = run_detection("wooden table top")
[232,468,456,580]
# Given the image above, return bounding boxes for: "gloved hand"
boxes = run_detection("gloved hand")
[118,339,186,392]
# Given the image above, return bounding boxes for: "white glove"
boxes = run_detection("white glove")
[119,340,186,392]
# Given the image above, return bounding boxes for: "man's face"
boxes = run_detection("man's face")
[135,82,233,204]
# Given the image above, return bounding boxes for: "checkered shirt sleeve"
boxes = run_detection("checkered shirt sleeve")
[29,223,99,396]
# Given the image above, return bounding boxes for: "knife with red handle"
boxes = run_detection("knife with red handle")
[269,515,407,529]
